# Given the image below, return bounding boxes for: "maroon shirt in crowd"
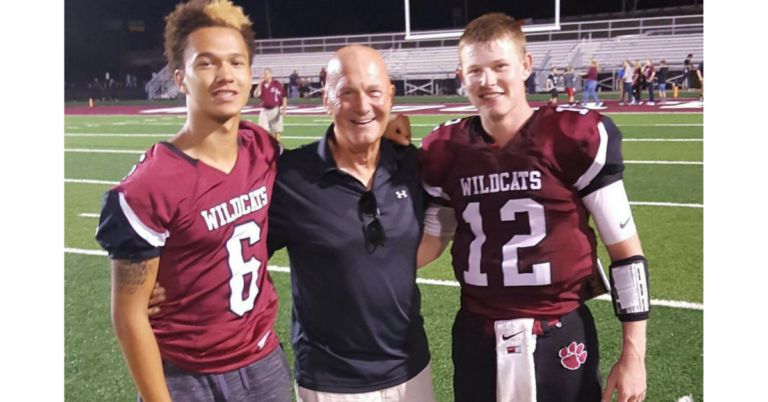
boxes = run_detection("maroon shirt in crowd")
[260,80,285,109]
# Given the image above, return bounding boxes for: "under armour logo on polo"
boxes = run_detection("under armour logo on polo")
[396,190,408,199]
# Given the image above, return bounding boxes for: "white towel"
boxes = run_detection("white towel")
[495,318,537,402]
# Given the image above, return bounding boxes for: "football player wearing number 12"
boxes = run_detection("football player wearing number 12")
[417,14,650,402]
[94,1,291,401]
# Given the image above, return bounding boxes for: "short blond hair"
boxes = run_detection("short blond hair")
[459,13,526,63]
[164,0,255,70]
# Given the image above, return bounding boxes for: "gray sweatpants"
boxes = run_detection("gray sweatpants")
[139,346,292,402]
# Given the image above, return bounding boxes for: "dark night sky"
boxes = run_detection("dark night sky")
[65,0,701,82]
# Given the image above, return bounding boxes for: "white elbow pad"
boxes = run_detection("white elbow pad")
[581,180,636,246]
[423,204,457,238]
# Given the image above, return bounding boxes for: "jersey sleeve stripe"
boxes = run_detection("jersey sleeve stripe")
[118,192,170,247]
[573,121,608,191]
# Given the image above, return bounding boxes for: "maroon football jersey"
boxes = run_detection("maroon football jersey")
[259,79,285,109]
[420,106,624,320]
[96,120,282,373]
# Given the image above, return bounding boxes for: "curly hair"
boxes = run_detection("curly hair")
[458,13,526,62]
[164,0,255,70]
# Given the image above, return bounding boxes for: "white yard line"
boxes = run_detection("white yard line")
[65,148,144,154]
[593,294,703,310]
[78,213,100,218]
[625,160,702,165]
[619,124,703,127]
[63,247,703,311]
[623,138,702,142]
[66,133,173,137]
[65,178,120,185]
[65,247,108,257]
[629,201,703,208]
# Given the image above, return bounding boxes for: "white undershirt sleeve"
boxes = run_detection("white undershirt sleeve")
[581,180,636,246]
[423,203,457,238]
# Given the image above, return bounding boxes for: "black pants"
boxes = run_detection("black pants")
[452,305,602,402]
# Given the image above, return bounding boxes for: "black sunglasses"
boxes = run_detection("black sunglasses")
[358,191,386,252]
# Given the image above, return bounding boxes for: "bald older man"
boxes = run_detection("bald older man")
[267,45,435,402]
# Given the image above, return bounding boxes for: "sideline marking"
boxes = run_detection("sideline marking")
[63,247,703,311]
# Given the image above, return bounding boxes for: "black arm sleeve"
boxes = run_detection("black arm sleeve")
[578,116,625,198]
[95,190,161,260]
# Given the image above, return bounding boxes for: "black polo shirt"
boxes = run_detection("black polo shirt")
[267,125,431,393]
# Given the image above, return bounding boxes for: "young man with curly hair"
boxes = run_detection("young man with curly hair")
[96,1,291,401]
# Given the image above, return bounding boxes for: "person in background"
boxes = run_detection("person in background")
[298,78,311,98]
[289,70,299,99]
[564,66,576,105]
[616,62,625,100]
[682,53,693,90]
[546,67,558,105]
[696,61,703,102]
[645,59,656,106]
[632,60,644,105]
[581,59,602,107]
[619,60,634,106]
[319,67,327,95]
[456,66,466,96]
[90,77,101,103]
[657,60,669,102]
[255,68,287,142]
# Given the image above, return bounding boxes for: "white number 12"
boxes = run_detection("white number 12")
[462,199,552,287]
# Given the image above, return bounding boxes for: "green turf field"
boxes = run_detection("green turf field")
[64,112,703,402]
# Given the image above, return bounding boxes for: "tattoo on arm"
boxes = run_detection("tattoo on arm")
[114,260,154,295]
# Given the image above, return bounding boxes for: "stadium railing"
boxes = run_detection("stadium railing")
[145,15,702,99]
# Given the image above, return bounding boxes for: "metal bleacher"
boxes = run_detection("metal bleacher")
[590,33,703,69]
[146,14,703,98]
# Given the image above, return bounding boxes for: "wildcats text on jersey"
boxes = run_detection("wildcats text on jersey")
[460,171,542,197]
[200,186,268,232]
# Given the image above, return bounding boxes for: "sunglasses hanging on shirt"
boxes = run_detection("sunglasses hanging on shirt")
[358,191,386,253]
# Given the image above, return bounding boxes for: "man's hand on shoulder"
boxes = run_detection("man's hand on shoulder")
[384,114,412,146]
